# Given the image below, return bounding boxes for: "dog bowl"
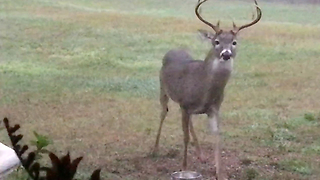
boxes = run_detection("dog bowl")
[171,171,202,180]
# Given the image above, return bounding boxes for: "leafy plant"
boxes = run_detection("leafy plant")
[3,117,101,180]
[30,131,53,160]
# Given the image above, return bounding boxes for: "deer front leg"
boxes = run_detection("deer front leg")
[189,120,205,162]
[208,110,223,180]
[181,108,191,170]
[152,90,169,154]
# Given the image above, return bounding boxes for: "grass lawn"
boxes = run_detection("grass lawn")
[1,0,320,179]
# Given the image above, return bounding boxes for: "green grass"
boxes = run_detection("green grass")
[1,0,320,179]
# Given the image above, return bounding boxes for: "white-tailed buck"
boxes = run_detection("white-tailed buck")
[152,0,262,179]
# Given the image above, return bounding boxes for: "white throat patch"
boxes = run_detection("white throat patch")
[212,57,234,71]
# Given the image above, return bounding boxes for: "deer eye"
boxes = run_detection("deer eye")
[214,40,220,45]
[232,41,237,46]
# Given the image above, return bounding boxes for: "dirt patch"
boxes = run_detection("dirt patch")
[102,143,246,180]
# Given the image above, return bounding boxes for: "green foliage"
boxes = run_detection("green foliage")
[30,131,53,159]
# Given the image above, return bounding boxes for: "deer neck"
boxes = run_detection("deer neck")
[204,49,233,88]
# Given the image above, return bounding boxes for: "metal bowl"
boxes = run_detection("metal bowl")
[171,171,202,180]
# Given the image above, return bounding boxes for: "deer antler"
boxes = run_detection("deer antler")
[233,0,262,34]
[195,0,220,33]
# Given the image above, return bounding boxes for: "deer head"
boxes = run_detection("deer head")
[196,0,262,61]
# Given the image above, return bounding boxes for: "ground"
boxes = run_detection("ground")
[1,0,320,179]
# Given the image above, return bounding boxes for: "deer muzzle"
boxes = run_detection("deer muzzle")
[220,49,232,61]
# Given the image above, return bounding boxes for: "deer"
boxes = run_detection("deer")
[152,0,262,179]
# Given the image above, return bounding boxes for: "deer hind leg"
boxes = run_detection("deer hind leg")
[208,110,223,180]
[189,120,205,163]
[181,108,191,170]
[152,89,169,154]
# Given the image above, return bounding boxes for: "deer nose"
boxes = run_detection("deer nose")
[221,50,232,61]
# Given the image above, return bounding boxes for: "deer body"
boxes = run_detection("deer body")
[161,48,232,115]
[153,1,262,179]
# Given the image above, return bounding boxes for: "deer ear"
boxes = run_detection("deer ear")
[198,29,215,41]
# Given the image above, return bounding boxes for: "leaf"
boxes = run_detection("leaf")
[31,131,53,150]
